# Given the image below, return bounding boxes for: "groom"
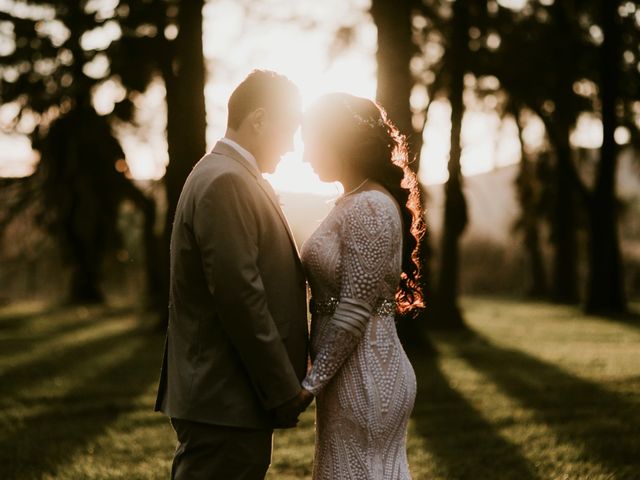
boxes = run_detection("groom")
[155,70,311,479]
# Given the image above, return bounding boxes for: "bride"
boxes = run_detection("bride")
[298,93,425,479]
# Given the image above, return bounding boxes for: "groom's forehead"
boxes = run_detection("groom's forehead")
[272,102,302,125]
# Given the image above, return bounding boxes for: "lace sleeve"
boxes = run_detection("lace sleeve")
[302,193,396,396]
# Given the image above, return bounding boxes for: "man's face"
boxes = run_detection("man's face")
[254,102,301,174]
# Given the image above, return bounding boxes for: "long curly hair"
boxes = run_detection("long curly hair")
[305,93,426,313]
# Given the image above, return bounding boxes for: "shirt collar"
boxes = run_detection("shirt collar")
[219,137,259,173]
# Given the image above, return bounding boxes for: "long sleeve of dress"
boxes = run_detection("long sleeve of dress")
[302,193,396,396]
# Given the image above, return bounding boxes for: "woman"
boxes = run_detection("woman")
[299,93,425,479]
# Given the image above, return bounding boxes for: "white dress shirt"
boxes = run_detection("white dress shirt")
[219,137,259,173]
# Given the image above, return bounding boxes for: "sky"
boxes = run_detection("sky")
[0,0,619,194]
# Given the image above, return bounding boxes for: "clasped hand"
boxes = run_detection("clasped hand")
[271,388,314,428]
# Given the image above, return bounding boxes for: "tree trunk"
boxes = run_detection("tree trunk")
[158,0,207,323]
[431,0,468,330]
[68,250,104,303]
[370,0,435,347]
[524,220,547,297]
[585,0,626,314]
[370,0,416,156]
[65,197,104,304]
[549,120,580,304]
[514,113,547,297]
[120,180,162,309]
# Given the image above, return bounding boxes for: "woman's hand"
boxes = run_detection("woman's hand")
[271,387,315,428]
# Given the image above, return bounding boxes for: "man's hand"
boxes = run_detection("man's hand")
[297,388,314,415]
[271,388,314,428]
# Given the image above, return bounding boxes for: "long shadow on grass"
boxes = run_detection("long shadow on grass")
[410,351,540,480]
[0,305,140,358]
[0,326,164,479]
[0,325,147,401]
[0,305,138,336]
[442,331,640,475]
[0,304,69,330]
[601,308,640,332]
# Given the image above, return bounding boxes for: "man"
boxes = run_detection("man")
[155,70,312,479]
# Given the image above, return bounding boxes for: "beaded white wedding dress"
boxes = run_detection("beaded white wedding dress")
[301,189,417,480]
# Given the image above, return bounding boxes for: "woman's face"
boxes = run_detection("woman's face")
[302,121,343,182]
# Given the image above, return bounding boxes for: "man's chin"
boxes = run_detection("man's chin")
[263,158,281,174]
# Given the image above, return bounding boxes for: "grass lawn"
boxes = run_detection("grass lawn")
[0,297,638,479]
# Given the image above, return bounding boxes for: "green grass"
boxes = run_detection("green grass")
[0,298,638,479]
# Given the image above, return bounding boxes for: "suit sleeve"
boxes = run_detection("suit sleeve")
[193,172,301,410]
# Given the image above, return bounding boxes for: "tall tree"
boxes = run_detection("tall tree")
[372,0,477,329]
[109,0,208,316]
[585,0,626,313]
[431,0,469,329]
[370,0,433,338]
[513,109,547,297]
[370,0,416,152]
[0,0,156,303]
[539,2,584,304]
[159,0,207,316]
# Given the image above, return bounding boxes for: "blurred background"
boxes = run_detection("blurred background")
[0,1,639,479]
[1,0,639,317]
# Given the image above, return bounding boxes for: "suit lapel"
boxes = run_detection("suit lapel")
[256,177,301,258]
[210,142,302,264]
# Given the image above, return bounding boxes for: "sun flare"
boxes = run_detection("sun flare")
[203,0,379,196]
[0,0,531,194]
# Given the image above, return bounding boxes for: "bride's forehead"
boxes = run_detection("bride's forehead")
[302,104,351,129]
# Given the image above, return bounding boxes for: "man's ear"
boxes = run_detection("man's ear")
[250,108,266,134]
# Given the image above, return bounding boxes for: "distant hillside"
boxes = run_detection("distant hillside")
[277,155,639,298]
[279,152,640,247]
[424,163,521,243]
[425,149,640,243]
[278,164,527,248]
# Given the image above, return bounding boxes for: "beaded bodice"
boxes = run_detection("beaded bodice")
[301,190,401,312]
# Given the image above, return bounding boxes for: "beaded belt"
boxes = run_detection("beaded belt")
[310,296,396,317]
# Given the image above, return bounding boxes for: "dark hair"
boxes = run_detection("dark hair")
[227,69,300,130]
[306,93,426,313]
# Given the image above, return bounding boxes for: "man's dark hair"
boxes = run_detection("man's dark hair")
[227,69,300,130]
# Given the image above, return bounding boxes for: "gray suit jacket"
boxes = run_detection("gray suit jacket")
[154,141,309,429]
